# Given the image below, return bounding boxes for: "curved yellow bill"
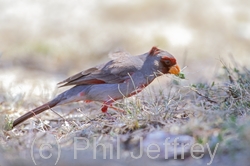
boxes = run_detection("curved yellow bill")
[169,64,180,75]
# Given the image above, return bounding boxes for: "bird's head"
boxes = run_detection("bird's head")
[149,46,180,75]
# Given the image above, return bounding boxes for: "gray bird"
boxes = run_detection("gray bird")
[13,46,180,128]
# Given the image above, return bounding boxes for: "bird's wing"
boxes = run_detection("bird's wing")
[58,51,143,87]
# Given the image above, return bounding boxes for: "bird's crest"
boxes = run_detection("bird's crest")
[149,46,161,56]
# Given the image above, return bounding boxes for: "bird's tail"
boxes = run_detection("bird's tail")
[12,85,89,128]
[12,99,60,128]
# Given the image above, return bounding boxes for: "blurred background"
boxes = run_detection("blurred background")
[0,0,250,100]
[1,1,250,165]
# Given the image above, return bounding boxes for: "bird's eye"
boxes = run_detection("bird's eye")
[165,60,171,65]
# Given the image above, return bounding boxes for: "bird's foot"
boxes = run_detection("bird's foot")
[101,104,126,115]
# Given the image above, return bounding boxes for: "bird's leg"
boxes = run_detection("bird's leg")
[101,100,125,114]
[101,101,113,120]
[101,101,125,120]
[101,104,109,113]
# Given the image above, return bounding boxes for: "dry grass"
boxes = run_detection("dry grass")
[1,0,250,165]
[1,59,250,165]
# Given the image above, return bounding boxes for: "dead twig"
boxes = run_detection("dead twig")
[191,88,218,104]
